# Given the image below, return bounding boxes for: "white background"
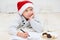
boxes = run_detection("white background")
[0,0,60,12]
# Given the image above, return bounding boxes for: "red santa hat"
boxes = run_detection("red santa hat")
[17,0,34,15]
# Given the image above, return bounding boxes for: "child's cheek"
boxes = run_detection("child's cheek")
[25,14,29,18]
[26,14,30,17]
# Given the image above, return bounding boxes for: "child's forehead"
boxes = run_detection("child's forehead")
[26,7,33,9]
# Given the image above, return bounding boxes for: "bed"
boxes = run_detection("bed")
[0,12,60,40]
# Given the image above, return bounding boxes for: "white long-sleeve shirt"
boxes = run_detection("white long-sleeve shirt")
[9,13,43,36]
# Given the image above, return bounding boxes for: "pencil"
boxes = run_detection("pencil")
[20,29,30,37]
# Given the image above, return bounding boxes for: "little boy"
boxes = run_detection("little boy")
[9,0,43,40]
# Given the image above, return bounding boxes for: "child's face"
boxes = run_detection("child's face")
[22,7,34,20]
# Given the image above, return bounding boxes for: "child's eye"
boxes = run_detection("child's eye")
[25,10,28,12]
[30,9,33,11]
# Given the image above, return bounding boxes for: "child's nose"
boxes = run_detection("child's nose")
[28,12,33,16]
[28,11,33,14]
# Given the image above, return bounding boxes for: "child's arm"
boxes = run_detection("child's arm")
[9,14,29,38]
[29,14,43,33]
[8,14,22,35]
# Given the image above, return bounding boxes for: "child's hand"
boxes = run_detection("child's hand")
[17,32,29,38]
[29,14,34,20]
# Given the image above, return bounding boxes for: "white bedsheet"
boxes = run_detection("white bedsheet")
[0,13,19,40]
[0,12,60,40]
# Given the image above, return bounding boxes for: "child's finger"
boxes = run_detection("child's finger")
[24,32,29,35]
